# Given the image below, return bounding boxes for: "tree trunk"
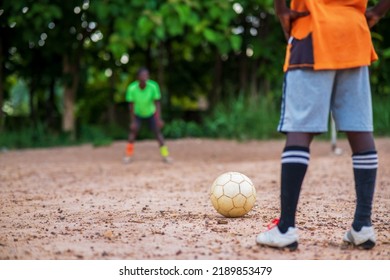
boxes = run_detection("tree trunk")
[107,21,117,125]
[157,41,165,91]
[210,52,222,109]
[0,36,4,131]
[28,78,38,126]
[238,15,250,95]
[145,42,152,70]
[250,59,259,99]
[107,69,116,124]
[239,53,247,94]
[62,54,80,137]
[166,40,177,114]
[261,74,271,96]
[258,13,271,96]
[46,77,57,129]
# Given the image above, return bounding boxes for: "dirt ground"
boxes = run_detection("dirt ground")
[0,138,389,260]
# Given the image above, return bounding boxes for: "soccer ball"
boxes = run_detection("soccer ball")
[210,172,256,218]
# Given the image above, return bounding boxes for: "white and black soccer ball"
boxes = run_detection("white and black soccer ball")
[210,172,256,218]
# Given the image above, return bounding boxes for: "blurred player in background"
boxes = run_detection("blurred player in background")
[256,0,390,250]
[124,67,171,163]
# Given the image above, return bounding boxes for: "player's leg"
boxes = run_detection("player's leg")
[332,66,377,248]
[345,132,377,249]
[347,132,375,154]
[257,132,314,251]
[148,116,171,162]
[347,132,376,226]
[278,132,314,232]
[257,69,335,249]
[124,117,141,163]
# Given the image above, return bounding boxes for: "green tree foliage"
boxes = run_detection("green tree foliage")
[0,0,389,146]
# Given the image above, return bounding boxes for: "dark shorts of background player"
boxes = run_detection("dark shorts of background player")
[134,114,158,133]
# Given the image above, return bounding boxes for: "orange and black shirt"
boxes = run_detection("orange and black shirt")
[284,0,378,71]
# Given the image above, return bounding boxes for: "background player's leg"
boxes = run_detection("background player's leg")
[149,117,171,162]
[128,124,139,144]
[154,130,165,147]
[346,132,377,233]
[278,132,314,233]
[330,114,343,155]
[331,114,337,151]
[124,119,140,162]
[149,116,164,147]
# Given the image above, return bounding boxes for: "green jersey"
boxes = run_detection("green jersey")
[125,80,161,118]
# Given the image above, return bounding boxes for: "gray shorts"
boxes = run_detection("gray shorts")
[278,67,373,133]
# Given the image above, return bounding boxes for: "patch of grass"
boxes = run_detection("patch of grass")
[204,95,281,140]
[0,123,73,149]
[373,96,390,135]
[1,95,388,150]
[163,95,281,140]
[0,123,118,149]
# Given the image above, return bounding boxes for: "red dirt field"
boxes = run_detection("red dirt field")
[0,138,389,260]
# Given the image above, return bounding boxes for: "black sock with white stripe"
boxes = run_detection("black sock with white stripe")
[278,146,310,233]
[352,151,378,231]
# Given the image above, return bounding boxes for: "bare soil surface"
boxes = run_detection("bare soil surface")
[0,138,389,260]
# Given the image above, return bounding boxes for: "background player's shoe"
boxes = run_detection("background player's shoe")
[160,145,172,163]
[163,156,173,163]
[256,225,298,250]
[123,143,134,164]
[123,156,133,164]
[343,226,376,249]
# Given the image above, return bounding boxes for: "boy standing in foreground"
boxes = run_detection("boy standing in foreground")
[256,0,390,250]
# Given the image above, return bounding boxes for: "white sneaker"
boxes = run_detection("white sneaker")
[163,156,173,164]
[343,226,376,249]
[256,225,298,250]
[123,156,133,164]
